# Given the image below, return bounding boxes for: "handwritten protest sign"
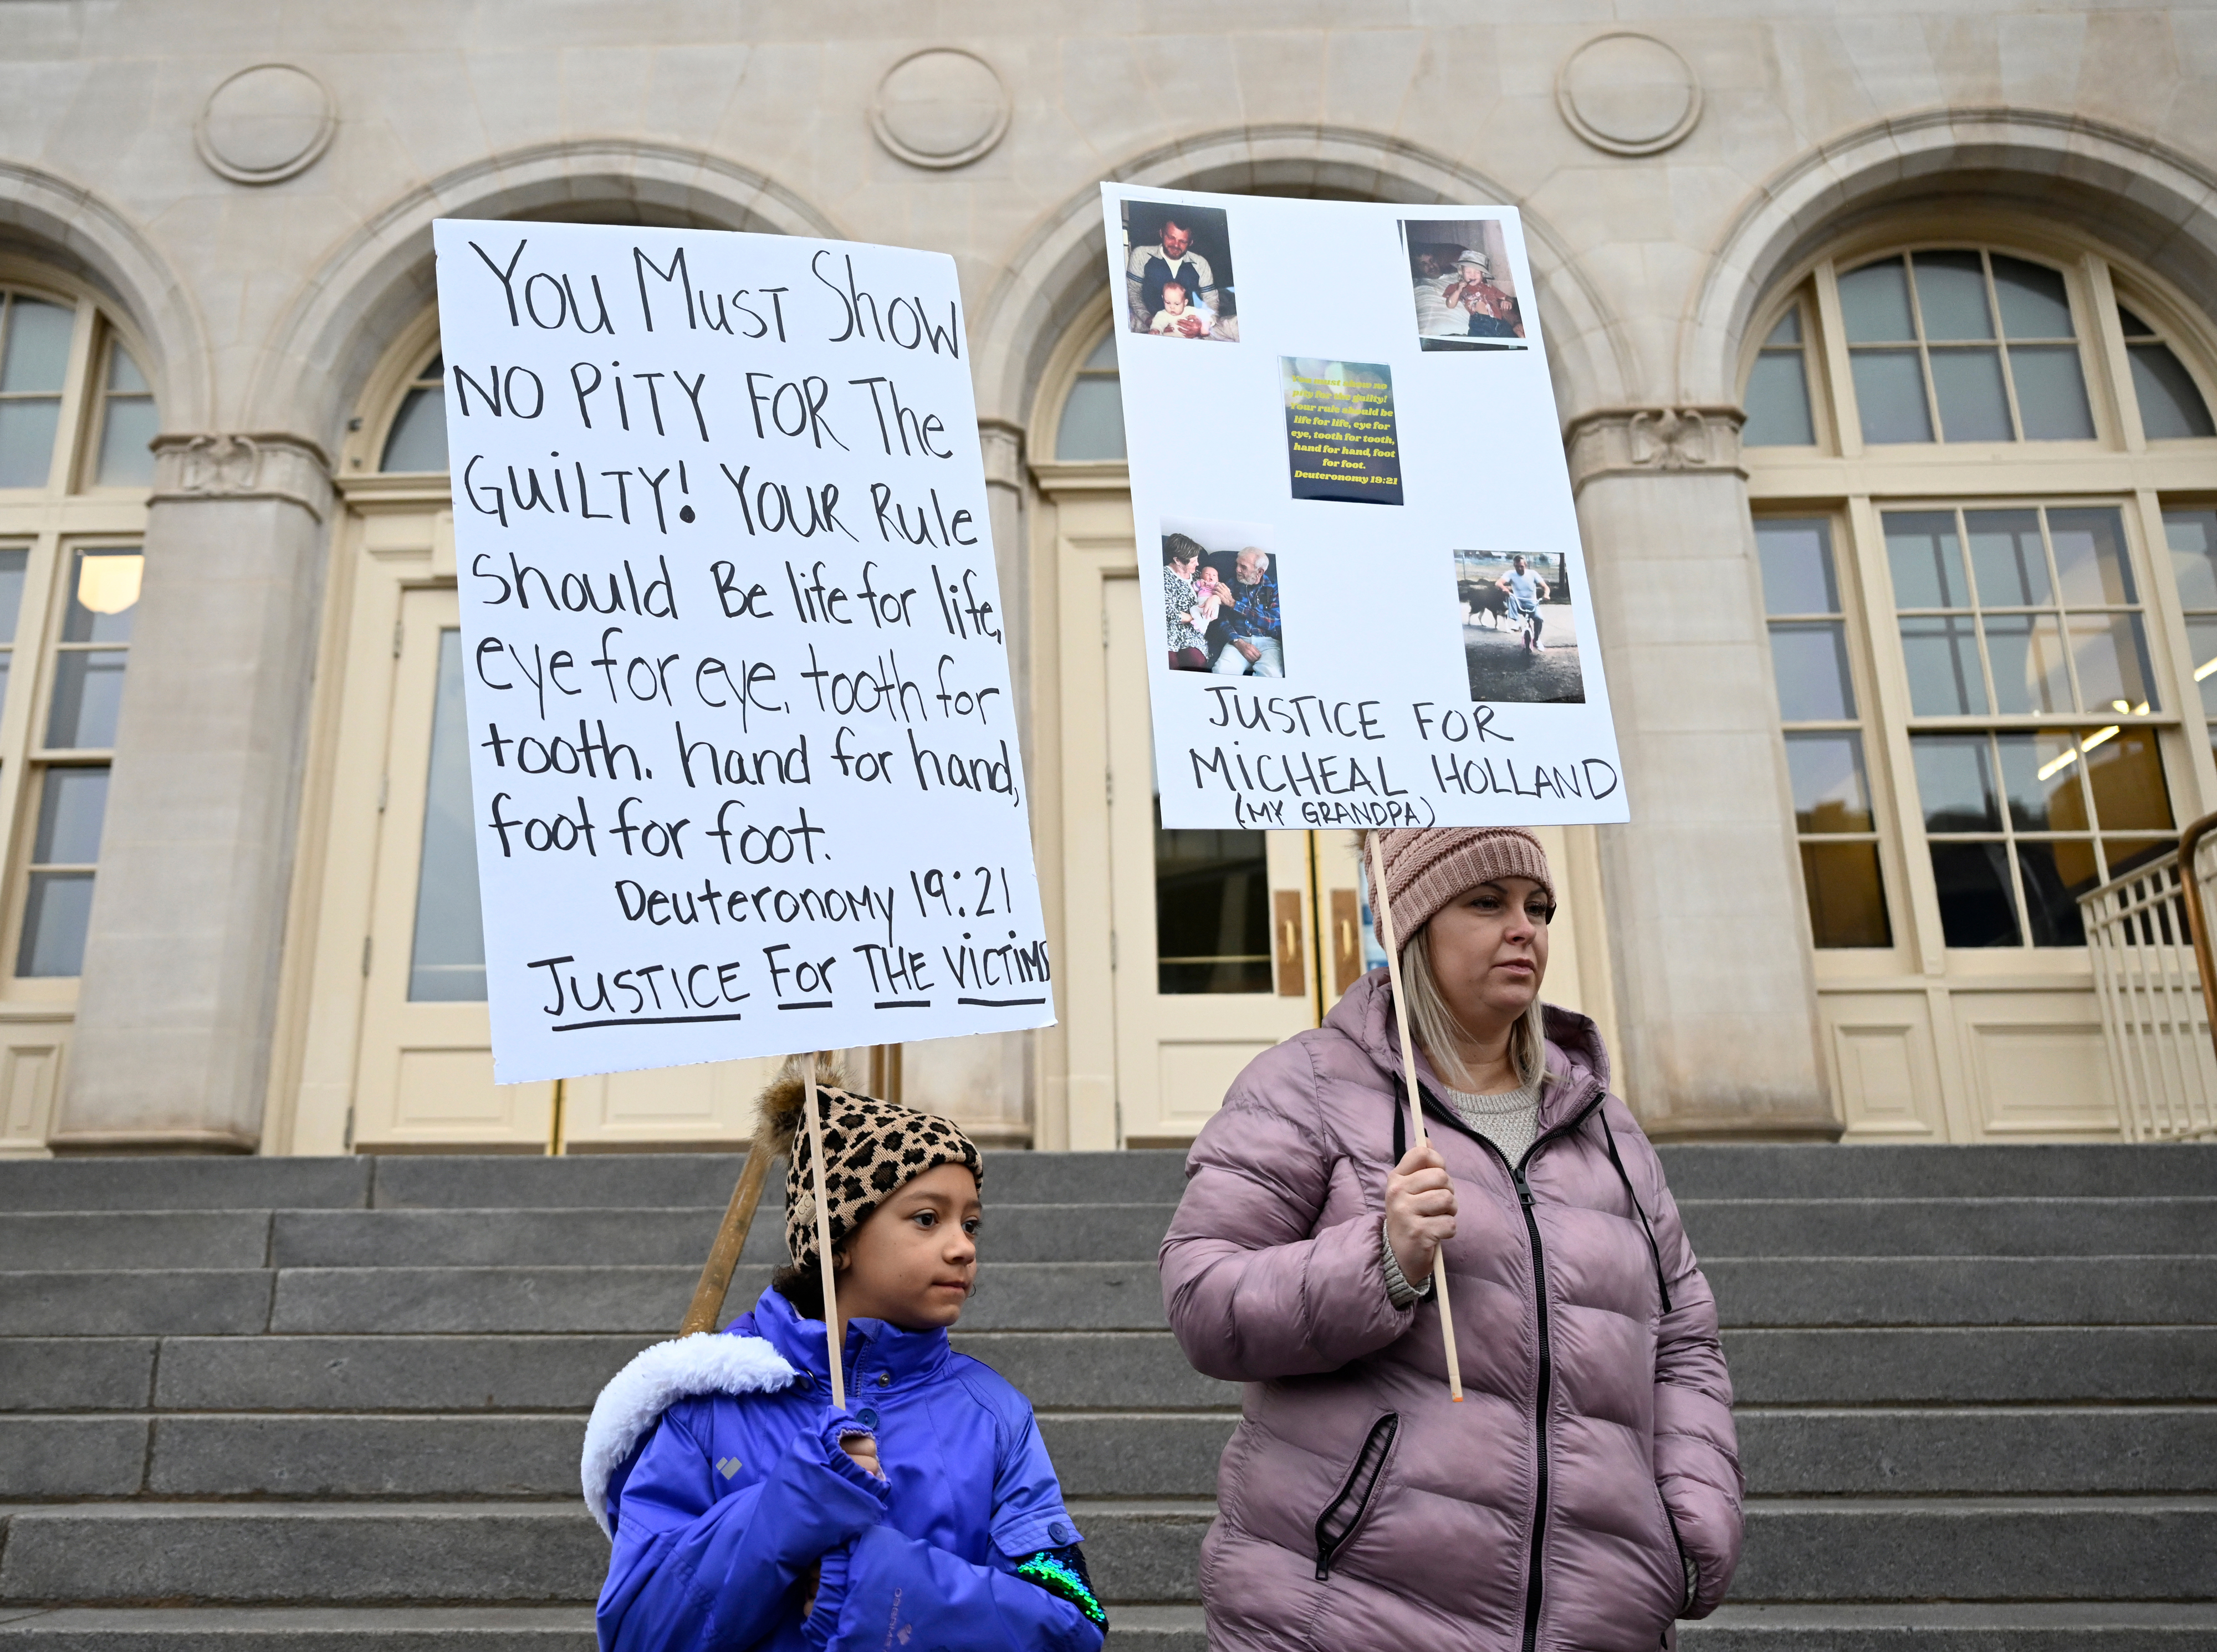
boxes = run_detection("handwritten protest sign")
[432,220,1051,1085]
[1104,189,1628,830]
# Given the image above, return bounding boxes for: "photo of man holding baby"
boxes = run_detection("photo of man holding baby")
[1125,200,1239,341]
[1404,218,1528,351]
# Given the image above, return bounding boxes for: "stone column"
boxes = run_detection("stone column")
[49,433,333,1154]
[1565,407,1838,1138]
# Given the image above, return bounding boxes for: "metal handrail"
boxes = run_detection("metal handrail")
[2177,808,2217,1065]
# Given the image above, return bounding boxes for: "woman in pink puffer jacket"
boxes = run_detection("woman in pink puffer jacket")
[1159,827,1741,1652]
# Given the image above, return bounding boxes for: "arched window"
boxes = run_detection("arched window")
[379,351,447,473]
[0,277,154,985]
[1051,329,1126,462]
[1742,233,2217,1136]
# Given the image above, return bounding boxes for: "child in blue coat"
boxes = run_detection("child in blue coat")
[583,1060,1106,1652]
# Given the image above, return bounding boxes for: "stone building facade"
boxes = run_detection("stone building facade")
[1,3,2214,1158]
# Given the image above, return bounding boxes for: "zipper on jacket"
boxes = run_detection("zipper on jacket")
[1312,1411,1399,1581]
[1509,1163,1552,1652]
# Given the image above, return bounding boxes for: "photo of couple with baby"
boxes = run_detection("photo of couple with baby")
[1404,217,1527,350]
[1162,531,1284,677]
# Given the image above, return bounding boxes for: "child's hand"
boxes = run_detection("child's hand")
[839,1430,885,1481]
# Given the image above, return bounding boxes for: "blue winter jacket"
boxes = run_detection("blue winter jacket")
[586,1286,1106,1652]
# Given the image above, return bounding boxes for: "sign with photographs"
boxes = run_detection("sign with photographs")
[431,219,1053,1085]
[1101,187,1628,830]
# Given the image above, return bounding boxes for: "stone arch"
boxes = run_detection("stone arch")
[249,140,846,448]
[1683,108,2217,406]
[0,157,213,431]
[969,124,1636,436]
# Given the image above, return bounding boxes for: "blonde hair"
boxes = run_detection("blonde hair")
[1400,924,1550,1094]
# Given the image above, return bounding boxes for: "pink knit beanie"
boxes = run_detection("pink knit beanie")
[1368,827,1554,954]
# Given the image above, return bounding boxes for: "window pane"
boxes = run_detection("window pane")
[2009,346,2096,440]
[1929,841,2021,947]
[17,872,95,976]
[1929,347,2013,441]
[1850,349,1933,443]
[2128,343,2216,439]
[2185,617,2217,715]
[30,765,108,863]
[2066,612,2156,713]
[2081,727,2173,832]
[1838,258,1916,342]
[1911,252,1994,340]
[0,548,28,641]
[94,395,158,487]
[2117,305,2157,339]
[1785,732,1873,832]
[1768,622,1856,720]
[106,346,149,394]
[1800,841,1892,948]
[1755,519,1838,615]
[46,650,127,748]
[2104,837,2175,882]
[2164,509,2217,610]
[1982,613,2070,714]
[1764,310,1801,346]
[379,385,449,473]
[1913,735,2001,832]
[1156,813,1270,994]
[0,398,60,488]
[1964,509,2050,605]
[1081,334,1118,371]
[408,630,487,1001]
[2047,508,2136,607]
[1743,352,1816,446]
[2015,840,2091,945]
[62,549,141,642]
[1885,512,1972,607]
[1055,376,1128,461]
[1899,616,1988,713]
[1997,733,2086,832]
[0,299,74,392]
[1990,255,2075,339]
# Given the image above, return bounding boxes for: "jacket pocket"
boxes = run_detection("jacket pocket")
[1312,1412,1398,1581]
[1658,1492,1696,1616]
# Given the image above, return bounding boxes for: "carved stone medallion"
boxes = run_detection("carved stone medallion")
[1556,33,1701,157]
[196,63,336,185]
[871,48,1009,170]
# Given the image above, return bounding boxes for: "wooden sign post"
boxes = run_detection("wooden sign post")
[801,1060,846,1408]
[1368,833,1467,1403]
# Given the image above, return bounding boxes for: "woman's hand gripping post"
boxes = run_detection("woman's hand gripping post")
[1385,1139,1457,1288]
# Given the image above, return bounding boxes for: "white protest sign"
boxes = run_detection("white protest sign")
[432,220,1052,1086]
[1103,188,1629,831]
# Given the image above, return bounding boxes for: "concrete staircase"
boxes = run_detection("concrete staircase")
[0,1145,2211,1649]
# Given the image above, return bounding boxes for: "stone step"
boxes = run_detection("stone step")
[265,1265,1170,1335]
[0,1162,370,1215]
[8,1497,2213,1610]
[1677,1197,2217,1257]
[0,1274,273,1338]
[1698,1256,2217,1326]
[0,1608,599,1650]
[1656,1144,2217,1201]
[12,1405,2213,1503]
[4,1603,2213,1652]
[11,1326,2201,1420]
[1728,1497,2217,1603]
[257,1203,1176,1269]
[1683,1603,2217,1650]
[1723,1326,2217,1405]
[0,1215,272,1273]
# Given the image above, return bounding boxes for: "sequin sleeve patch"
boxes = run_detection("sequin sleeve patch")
[1014,1544,1107,1629]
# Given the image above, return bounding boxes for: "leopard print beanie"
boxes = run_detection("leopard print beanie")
[756,1054,983,1270]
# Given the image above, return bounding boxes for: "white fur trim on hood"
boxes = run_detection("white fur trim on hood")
[581,1331,799,1537]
